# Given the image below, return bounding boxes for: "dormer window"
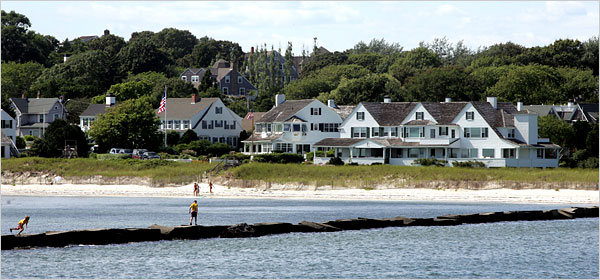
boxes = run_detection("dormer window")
[238,76,242,84]
[356,112,365,120]
[222,87,228,95]
[416,112,424,120]
[225,76,230,83]
[507,128,515,138]
[191,75,200,82]
[466,112,474,120]
[215,107,222,114]
[181,76,187,81]
[311,108,321,115]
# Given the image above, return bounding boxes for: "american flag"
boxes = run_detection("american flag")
[157,90,166,114]
[246,110,254,120]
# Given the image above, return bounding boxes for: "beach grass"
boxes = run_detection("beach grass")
[1,157,215,183]
[225,162,599,187]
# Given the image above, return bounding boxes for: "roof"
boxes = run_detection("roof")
[257,100,314,123]
[242,112,266,131]
[404,120,436,126]
[523,105,554,116]
[504,139,560,148]
[243,133,282,142]
[314,137,459,147]
[420,102,468,125]
[579,103,598,123]
[156,97,219,120]
[471,101,505,137]
[10,98,60,114]
[314,138,364,147]
[361,102,418,126]
[330,105,355,120]
[80,104,110,117]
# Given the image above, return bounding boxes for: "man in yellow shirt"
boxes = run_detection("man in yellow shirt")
[10,216,30,236]
[189,200,198,226]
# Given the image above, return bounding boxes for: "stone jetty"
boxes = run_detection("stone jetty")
[2,206,597,250]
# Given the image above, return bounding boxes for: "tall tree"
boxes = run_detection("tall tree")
[30,119,88,158]
[1,61,45,97]
[118,35,171,74]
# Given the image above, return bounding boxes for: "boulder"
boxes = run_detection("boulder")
[252,222,293,236]
[220,223,255,238]
[292,221,341,232]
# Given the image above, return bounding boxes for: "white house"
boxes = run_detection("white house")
[242,94,354,154]
[10,93,66,137]
[313,97,559,168]
[1,109,19,158]
[156,95,243,148]
[79,94,117,132]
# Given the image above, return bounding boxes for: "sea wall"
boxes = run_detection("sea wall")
[2,206,597,250]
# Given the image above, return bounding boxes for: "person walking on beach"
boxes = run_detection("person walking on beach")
[193,182,199,197]
[209,181,213,194]
[10,216,30,236]
[189,200,198,226]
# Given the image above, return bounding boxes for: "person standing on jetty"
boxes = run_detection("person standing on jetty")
[209,181,213,194]
[10,216,30,236]
[189,200,198,225]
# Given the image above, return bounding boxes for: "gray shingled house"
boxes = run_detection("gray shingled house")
[10,93,66,137]
[180,59,257,98]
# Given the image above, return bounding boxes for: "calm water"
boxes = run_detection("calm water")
[1,196,598,278]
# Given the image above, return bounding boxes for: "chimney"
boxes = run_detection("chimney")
[383,96,391,103]
[445,97,452,103]
[104,29,110,36]
[59,96,64,103]
[275,94,285,107]
[191,94,196,104]
[105,94,116,107]
[251,47,254,54]
[327,99,336,108]
[486,96,497,109]
[567,100,574,107]
[21,93,25,99]
[517,101,523,112]
[37,91,41,99]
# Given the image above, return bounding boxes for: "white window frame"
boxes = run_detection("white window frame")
[416,112,424,120]
[225,76,230,83]
[181,76,187,81]
[191,75,200,82]
[222,87,228,95]
[356,112,365,120]
[466,111,474,120]
[239,88,245,95]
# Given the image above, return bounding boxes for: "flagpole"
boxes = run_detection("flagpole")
[164,85,167,148]
[251,111,254,154]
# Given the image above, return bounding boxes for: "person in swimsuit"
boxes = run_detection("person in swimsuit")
[10,216,29,236]
[209,181,213,194]
[193,182,199,197]
[189,200,198,226]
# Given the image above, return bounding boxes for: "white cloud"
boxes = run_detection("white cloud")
[435,4,464,16]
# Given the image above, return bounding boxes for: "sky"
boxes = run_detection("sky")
[2,1,598,54]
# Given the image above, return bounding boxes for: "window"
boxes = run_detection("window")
[430,129,435,138]
[222,87,228,95]
[215,120,223,128]
[439,127,448,136]
[372,127,379,137]
[466,112,474,120]
[174,120,181,129]
[238,76,242,84]
[167,120,173,129]
[464,127,488,138]
[181,76,187,81]
[451,129,455,138]
[183,120,190,129]
[416,112,424,120]
[449,148,459,158]
[409,148,420,158]
[208,120,213,129]
[239,88,245,95]
[311,108,321,115]
[274,123,282,132]
[320,123,339,132]
[202,120,207,129]
[215,107,222,114]
[1,120,12,129]
[389,127,397,137]
[537,149,544,158]
[276,143,293,153]
[54,113,59,120]
[284,124,291,132]
[39,114,44,122]
[507,128,515,138]
[391,148,403,158]
[502,148,515,158]
[231,121,236,130]
[351,127,368,138]
[461,148,478,158]
[225,76,230,83]
[407,127,423,138]
[482,149,495,158]
[545,149,557,159]
[356,112,365,120]
[293,124,301,132]
[191,75,200,82]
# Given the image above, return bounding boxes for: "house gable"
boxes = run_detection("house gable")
[401,103,436,124]
[339,103,380,138]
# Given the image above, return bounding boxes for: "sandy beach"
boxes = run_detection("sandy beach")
[1,182,598,204]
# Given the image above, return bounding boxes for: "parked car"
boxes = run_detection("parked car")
[132,149,148,159]
[109,148,122,154]
[142,151,160,160]
[119,149,133,156]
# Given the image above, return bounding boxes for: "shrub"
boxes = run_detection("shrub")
[24,135,37,141]
[452,160,486,168]
[327,156,344,165]
[371,162,382,165]
[413,158,447,167]
[578,157,599,169]
[346,162,358,166]
[179,129,199,144]
[15,136,26,149]
[221,153,250,161]
[253,153,304,164]
[89,153,97,159]
[306,149,335,161]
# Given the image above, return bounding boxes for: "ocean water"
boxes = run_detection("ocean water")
[1,196,598,278]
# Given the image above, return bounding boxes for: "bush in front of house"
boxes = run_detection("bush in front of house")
[452,160,486,168]
[221,153,250,161]
[253,153,304,164]
[412,158,448,167]
[328,157,344,166]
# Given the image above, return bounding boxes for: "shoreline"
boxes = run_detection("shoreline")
[1,183,598,205]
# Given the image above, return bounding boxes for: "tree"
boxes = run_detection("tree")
[320,74,402,105]
[388,47,441,83]
[117,36,171,74]
[179,129,199,144]
[87,33,126,57]
[30,119,88,157]
[555,67,598,103]
[351,38,403,56]
[1,93,16,118]
[181,37,244,67]
[538,115,574,149]
[198,69,216,92]
[1,10,57,66]
[485,64,562,104]
[166,130,180,147]
[403,66,482,102]
[106,80,154,102]
[150,77,197,107]
[300,51,349,78]
[1,61,45,98]
[581,36,599,75]
[88,96,161,152]
[154,28,197,63]
[347,53,384,72]
[283,64,370,100]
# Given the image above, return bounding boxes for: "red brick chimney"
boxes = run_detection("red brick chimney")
[251,47,254,54]
[191,94,196,104]
[37,91,40,99]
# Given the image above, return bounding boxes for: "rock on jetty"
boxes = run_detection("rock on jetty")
[2,206,597,250]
